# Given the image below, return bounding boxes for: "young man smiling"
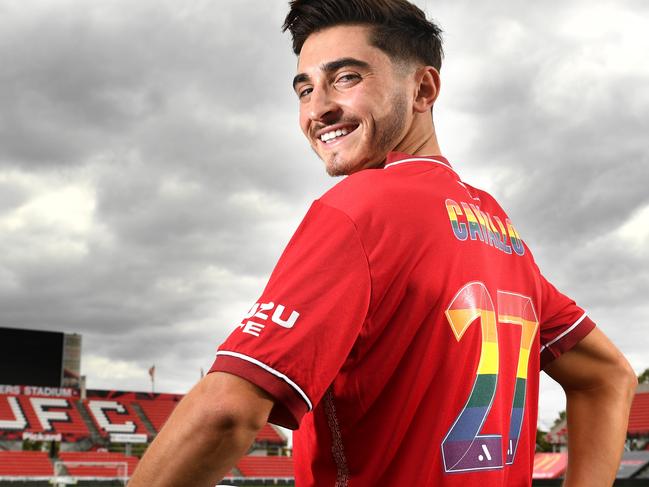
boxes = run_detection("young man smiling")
[129,1,636,486]
[294,16,441,176]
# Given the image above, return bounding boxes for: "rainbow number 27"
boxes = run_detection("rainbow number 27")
[441,281,539,473]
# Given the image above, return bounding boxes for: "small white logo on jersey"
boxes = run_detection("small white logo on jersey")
[238,301,300,337]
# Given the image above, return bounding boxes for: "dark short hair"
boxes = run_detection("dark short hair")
[282,0,444,70]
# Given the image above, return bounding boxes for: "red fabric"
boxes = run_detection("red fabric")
[213,355,307,429]
[538,277,596,368]
[210,152,594,486]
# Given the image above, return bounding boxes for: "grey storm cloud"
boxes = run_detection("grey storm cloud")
[0,0,647,428]
[0,0,325,381]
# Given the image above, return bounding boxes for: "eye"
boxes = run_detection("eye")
[335,73,361,85]
[297,86,313,99]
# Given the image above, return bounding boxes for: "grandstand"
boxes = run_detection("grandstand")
[0,385,293,486]
[628,384,649,441]
[0,327,294,486]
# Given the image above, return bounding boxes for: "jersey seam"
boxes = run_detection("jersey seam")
[384,156,460,179]
[324,388,350,487]
[314,199,374,320]
[314,199,374,412]
[215,350,313,411]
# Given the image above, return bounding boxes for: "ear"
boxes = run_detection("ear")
[413,66,440,113]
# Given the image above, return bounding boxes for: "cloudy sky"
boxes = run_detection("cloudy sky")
[1,0,647,430]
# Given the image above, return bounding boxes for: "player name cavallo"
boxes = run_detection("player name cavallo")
[445,198,525,256]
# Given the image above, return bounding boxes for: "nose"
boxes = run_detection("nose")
[308,86,341,124]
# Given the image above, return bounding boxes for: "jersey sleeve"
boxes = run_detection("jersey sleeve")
[538,273,596,368]
[209,200,371,429]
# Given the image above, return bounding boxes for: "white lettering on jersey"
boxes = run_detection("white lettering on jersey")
[254,302,274,320]
[243,303,259,319]
[272,305,299,328]
[242,320,265,337]
[238,302,300,337]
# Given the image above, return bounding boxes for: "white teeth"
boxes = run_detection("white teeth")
[320,127,352,142]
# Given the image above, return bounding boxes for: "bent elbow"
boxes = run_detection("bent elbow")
[202,401,267,440]
[613,355,638,403]
[625,365,639,401]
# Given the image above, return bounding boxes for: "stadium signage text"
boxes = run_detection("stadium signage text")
[0,397,144,437]
[0,384,78,398]
[110,433,148,443]
[22,431,62,442]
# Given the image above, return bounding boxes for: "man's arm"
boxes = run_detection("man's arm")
[544,327,637,487]
[128,371,274,487]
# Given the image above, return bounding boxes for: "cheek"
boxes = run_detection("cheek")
[298,119,309,137]
[342,91,387,125]
[298,109,311,135]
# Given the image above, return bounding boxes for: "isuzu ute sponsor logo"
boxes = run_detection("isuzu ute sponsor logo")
[238,301,300,337]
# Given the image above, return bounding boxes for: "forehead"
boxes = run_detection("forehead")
[297,24,391,73]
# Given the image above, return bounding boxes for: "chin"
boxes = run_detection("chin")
[323,158,347,177]
[322,153,359,177]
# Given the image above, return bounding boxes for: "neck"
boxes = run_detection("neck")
[393,113,442,157]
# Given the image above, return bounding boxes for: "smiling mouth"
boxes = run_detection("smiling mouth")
[318,125,359,144]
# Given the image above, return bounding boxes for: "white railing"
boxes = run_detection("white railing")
[52,461,128,486]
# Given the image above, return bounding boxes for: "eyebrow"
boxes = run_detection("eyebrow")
[292,57,371,91]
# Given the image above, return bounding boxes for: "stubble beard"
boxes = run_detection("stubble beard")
[322,92,409,177]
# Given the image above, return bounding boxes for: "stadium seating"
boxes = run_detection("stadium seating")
[134,398,179,431]
[255,423,285,444]
[58,451,138,477]
[629,391,649,435]
[0,395,91,441]
[83,399,149,438]
[532,452,567,479]
[236,455,294,477]
[0,451,53,477]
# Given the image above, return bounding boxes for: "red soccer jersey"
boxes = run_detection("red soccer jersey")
[211,152,594,486]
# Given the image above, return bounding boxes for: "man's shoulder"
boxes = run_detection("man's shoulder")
[318,168,389,214]
[461,181,508,214]
[317,162,470,223]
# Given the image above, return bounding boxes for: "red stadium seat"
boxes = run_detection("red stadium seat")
[255,423,285,444]
[134,398,179,432]
[236,455,294,478]
[0,451,53,477]
[629,392,649,435]
[532,452,568,479]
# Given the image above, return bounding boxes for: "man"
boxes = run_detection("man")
[129,1,637,486]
